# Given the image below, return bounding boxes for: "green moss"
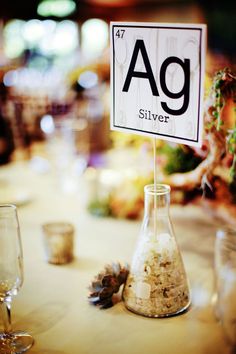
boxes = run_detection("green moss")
[228,127,236,181]
[160,145,202,175]
[88,199,111,217]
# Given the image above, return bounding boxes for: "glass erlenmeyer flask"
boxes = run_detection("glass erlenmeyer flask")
[123,184,190,317]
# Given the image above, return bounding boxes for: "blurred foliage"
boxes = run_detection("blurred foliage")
[228,126,236,202]
[88,199,111,217]
[160,145,202,175]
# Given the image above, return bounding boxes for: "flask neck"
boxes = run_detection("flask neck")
[144,184,170,217]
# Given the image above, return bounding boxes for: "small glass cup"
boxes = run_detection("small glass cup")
[215,227,236,347]
[42,222,74,265]
[44,116,89,193]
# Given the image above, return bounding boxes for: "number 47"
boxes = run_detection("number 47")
[116,29,125,39]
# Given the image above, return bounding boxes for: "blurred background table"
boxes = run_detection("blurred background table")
[0,160,232,354]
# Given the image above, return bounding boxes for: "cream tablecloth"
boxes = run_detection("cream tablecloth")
[0,161,232,354]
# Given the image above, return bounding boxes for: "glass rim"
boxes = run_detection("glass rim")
[0,204,17,216]
[144,184,171,195]
[216,227,236,237]
[42,222,74,235]
[216,227,236,250]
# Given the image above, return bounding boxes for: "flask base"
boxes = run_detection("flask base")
[124,300,191,318]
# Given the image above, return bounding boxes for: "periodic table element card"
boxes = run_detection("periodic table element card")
[110,22,206,147]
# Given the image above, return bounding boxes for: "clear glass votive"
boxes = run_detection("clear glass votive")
[215,227,236,347]
[42,222,74,265]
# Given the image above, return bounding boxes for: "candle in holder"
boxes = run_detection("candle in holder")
[42,222,74,265]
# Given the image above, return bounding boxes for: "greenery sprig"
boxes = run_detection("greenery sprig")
[228,126,236,181]
[207,68,236,131]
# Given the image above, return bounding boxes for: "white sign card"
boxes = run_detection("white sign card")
[110,22,206,147]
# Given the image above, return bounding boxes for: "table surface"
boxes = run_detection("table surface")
[0,160,232,354]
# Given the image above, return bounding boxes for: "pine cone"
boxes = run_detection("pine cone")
[88,262,129,309]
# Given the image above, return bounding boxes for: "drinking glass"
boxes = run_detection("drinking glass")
[215,227,236,348]
[42,222,74,265]
[45,116,89,193]
[0,204,34,353]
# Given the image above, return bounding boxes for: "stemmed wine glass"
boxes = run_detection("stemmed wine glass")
[0,204,34,353]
